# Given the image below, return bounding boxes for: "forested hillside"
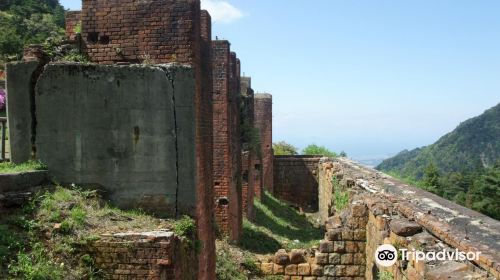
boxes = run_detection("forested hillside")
[0,0,65,62]
[377,103,500,219]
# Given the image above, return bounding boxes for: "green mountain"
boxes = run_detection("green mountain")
[377,103,500,219]
[378,103,500,178]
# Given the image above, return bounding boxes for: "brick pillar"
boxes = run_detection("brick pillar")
[211,40,241,241]
[65,11,81,41]
[198,10,216,280]
[254,93,273,194]
[229,53,242,239]
[240,76,256,216]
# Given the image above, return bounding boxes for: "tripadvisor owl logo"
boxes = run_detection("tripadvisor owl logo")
[375,244,398,267]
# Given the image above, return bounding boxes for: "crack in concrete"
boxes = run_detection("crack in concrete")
[162,67,180,218]
[29,61,48,159]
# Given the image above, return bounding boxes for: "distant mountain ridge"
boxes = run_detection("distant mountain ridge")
[377,103,500,179]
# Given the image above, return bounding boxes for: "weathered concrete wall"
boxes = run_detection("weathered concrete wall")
[5,61,39,164]
[34,63,195,217]
[273,155,321,212]
[0,171,50,194]
[88,231,197,280]
[254,93,273,194]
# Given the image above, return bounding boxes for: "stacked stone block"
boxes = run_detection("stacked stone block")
[88,231,196,280]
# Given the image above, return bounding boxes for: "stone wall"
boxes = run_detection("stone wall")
[88,231,196,280]
[254,93,273,194]
[273,155,322,212]
[259,158,500,279]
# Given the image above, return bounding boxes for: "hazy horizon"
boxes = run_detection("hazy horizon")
[60,0,500,160]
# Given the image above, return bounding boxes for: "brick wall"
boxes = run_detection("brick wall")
[273,155,321,212]
[254,93,273,193]
[87,231,196,280]
[240,76,256,217]
[65,11,81,41]
[211,40,241,240]
[197,10,216,280]
[80,0,200,64]
[228,52,242,239]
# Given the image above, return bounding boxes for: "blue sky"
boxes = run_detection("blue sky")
[61,0,500,160]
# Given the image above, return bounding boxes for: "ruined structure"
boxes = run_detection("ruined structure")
[254,93,273,196]
[211,40,242,240]
[258,158,500,279]
[240,76,259,218]
[273,155,322,212]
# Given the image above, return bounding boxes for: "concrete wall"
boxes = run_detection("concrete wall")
[5,61,40,164]
[33,63,195,217]
[273,155,322,212]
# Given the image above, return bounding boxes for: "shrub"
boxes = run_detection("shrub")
[173,216,196,237]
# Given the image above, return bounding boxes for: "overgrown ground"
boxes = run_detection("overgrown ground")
[0,160,46,174]
[216,192,324,279]
[0,186,178,280]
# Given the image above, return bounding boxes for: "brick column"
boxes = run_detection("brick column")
[254,93,273,194]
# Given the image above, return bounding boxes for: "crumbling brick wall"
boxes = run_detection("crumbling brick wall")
[211,40,241,240]
[88,231,196,280]
[273,155,321,212]
[240,76,256,217]
[65,11,81,41]
[79,0,200,64]
[254,93,273,194]
[197,10,216,280]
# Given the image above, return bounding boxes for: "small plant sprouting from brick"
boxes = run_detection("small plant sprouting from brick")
[73,21,82,34]
[378,270,394,280]
[332,176,349,212]
[140,53,155,65]
[173,215,196,237]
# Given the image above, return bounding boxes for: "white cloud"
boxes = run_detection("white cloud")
[201,0,243,24]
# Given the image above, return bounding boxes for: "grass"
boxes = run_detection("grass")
[1,186,176,279]
[239,192,323,254]
[0,160,47,174]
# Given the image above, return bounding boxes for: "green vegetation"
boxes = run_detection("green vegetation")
[302,144,337,157]
[239,192,323,254]
[241,121,262,158]
[378,270,394,280]
[0,160,47,174]
[0,0,65,61]
[273,141,298,155]
[0,186,175,279]
[377,103,500,219]
[332,176,349,212]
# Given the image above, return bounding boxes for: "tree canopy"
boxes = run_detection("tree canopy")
[302,144,337,158]
[273,141,298,155]
[0,0,65,61]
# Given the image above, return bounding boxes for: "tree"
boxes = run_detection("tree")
[0,0,65,59]
[423,161,441,195]
[339,151,347,157]
[302,144,337,158]
[273,141,298,155]
[466,162,500,220]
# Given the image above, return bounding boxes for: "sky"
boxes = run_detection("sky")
[60,0,500,160]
